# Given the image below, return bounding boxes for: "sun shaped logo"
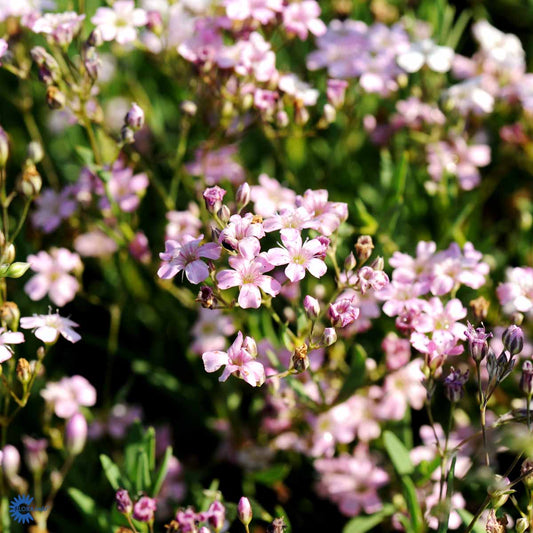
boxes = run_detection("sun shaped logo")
[9,494,35,524]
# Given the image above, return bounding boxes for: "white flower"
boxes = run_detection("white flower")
[397,39,454,73]
[20,312,81,344]
[91,0,147,45]
[0,328,25,363]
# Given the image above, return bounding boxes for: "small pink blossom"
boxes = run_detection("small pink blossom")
[74,231,118,258]
[186,145,245,185]
[32,187,77,233]
[202,331,265,387]
[25,248,82,307]
[328,298,360,328]
[41,375,96,418]
[224,0,283,25]
[0,328,25,364]
[217,237,280,309]
[220,213,265,250]
[20,312,81,344]
[250,174,297,217]
[91,0,148,45]
[191,309,235,355]
[296,189,348,236]
[105,161,149,213]
[267,229,327,282]
[497,266,533,316]
[158,235,221,284]
[283,1,326,41]
[31,12,85,46]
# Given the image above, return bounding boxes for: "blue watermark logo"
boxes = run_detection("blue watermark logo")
[9,494,48,524]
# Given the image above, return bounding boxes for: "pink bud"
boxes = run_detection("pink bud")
[66,413,87,455]
[125,102,144,130]
[303,295,320,319]
[238,497,252,526]
[236,183,250,208]
[2,445,20,479]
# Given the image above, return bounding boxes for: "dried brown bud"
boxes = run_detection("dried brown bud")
[196,286,216,309]
[469,296,490,322]
[291,344,309,373]
[46,86,66,110]
[267,517,287,533]
[355,235,374,263]
[0,301,20,329]
[16,358,31,384]
[18,163,42,197]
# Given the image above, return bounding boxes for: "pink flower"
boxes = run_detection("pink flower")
[74,231,118,258]
[158,235,221,284]
[185,145,245,185]
[20,312,81,344]
[220,213,265,250]
[263,207,314,233]
[202,331,265,386]
[278,74,319,106]
[217,237,280,309]
[356,266,389,294]
[296,189,348,236]
[382,332,411,370]
[105,161,149,213]
[328,298,360,328]
[250,174,297,217]
[91,0,148,45]
[191,309,235,354]
[31,12,85,45]
[267,229,328,282]
[0,328,25,364]
[165,204,202,243]
[41,375,96,418]
[25,248,82,307]
[32,187,77,233]
[283,1,326,41]
[497,266,533,316]
[224,0,283,24]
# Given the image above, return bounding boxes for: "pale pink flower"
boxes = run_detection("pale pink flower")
[382,332,411,370]
[158,235,221,284]
[186,145,245,185]
[497,266,533,316]
[217,237,280,309]
[31,12,85,45]
[165,204,202,243]
[282,1,326,41]
[191,309,235,355]
[356,266,389,294]
[328,298,360,328]
[296,189,348,236]
[412,298,467,340]
[91,0,148,45]
[267,228,327,283]
[105,161,149,213]
[0,39,7,64]
[32,187,77,233]
[278,74,319,106]
[20,312,81,344]
[263,207,314,233]
[224,0,283,24]
[74,231,118,258]
[41,375,96,418]
[0,328,25,363]
[250,174,296,217]
[397,39,454,73]
[220,213,265,250]
[425,483,465,530]
[202,331,265,387]
[376,280,426,317]
[233,32,277,82]
[25,248,82,307]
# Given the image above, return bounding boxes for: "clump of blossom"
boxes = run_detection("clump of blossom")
[202,331,265,386]
[497,266,533,316]
[282,0,326,41]
[0,328,25,363]
[30,12,85,46]
[41,375,97,418]
[102,160,149,213]
[91,0,148,45]
[185,145,245,185]
[89,403,143,440]
[191,309,235,354]
[220,213,265,250]
[158,235,221,284]
[250,174,297,217]
[25,248,82,307]
[397,38,454,73]
[32,187,77,233]
[165,204,202,243]
[315,445,389,517]
[296,189,348,236]
[392,97,446,130]
[74,230,118,258]
[426,137,491,191]
[224,0,282,25]
[20,311,81,344]
[443,78,495,116]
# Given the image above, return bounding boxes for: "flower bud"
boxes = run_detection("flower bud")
[203,186,226,214]
[370,256,384,271]
[267,517,287,533]
[0,262,31,279]
[2,445,20,479]
[344,252,356,271]
[217,205,231,224]
[180,100,197,116]
[207,501,225,531]
[16,358,31,384]
[0,127,8,167]
[125,103,144,130]
[236,182,250,209]
[116,489,133,515]
[355,235,374,263]
[517,517,529,533]
[196,286,216,309]
[303,295,320,319]
[502,324,524,355]
[87,28,103,47]
[133,496,157,522]
[65,413,87,455]
[238,497,252,526]
[488,476,513,509]
[522,458,533,489]
[22,436,48,473]
[322,327,337,346]
[443,367,469,403]
[18,162,42,197]
[469,296,490,322]
[291,344,309,373]
[0,301,20,329]
[521,360,533,396]
[322,103,336,124]
[276,110,289,128]
[46,86,66,110]
[27,141,44,164]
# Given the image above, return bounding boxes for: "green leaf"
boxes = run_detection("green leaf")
[415,456,441,483]
[391,152,408,204]
[335,344,366,404]
[343,505,395,533]
[135,450,151,493]
[100,454,125,491]
[68,488,110,529]
[352,199,378,234]
[74,146,94,166]
[402,476,423,533]
[437,456,456,533]
[145,426,156,471]
[383,431,414,476]
[151,446,173,497]
[250,464,290,486]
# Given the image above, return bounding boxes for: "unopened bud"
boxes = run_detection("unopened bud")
[115,488,133,515]
[2,445,20,479]
[502,324,524,355]
[0,127,8,167]
[322,103,336,124]
[0,262,30,279]
[303,295,320,319]
[125,103,144,130]
[511,312,524,326]
[370,256,384,271]
[83,45,100,79]
[87,28,103,47]
[16,358,31,384]
[522,459,533,489]
[344,252,356,271]
[196,286,216,309]
[488,476,513,509]
[180,100,197,116]
[236,182,250,209]
[22,436,48,473]
[443,367,469,403]
[217,205,231,224]
[322,327,337,346]
[521,360,533,396]
[37,346,45,360]
[355,235,374,263]
[291,344,309,373]
[276,111,289,128]
[18,163,42,197]
[0,302,20,329]
[517,517,529,533]
[27,141,44,164]
[65,413,87,455]
[238,497,252,526]
[203,186,226,214]
[46,86,66,109]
